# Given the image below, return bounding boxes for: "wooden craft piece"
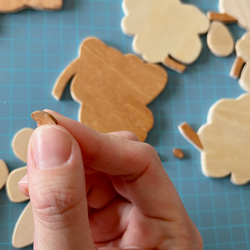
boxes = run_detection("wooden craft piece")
[207,12,237,23]
[12,202,34,248]
[12,128,33,163]
[0,0,63,13]
[207,21,234,57]
[219,0,250,30]
[0,160,8,190]
[231,32,250,92]
[31,110,58,125]
[162,57,186,73]
[172,148,184,159]
[52,37,168,141]
[6,166,29,203]
[121,0,209,72]
[230,56,245,79]
[178,122,203,151]
[198,94,250,185]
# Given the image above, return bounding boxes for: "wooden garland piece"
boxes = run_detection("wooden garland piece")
[0,160,9,190]
[178,122,203,152]
[31,110,58,125]
[0,0,63,13]
[6,166,29,203]
[12,202,34,248]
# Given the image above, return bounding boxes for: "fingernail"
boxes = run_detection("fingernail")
[18,175,28,184]
[32,126,72,169]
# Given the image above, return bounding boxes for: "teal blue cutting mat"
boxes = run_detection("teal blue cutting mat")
[0,0,249,249]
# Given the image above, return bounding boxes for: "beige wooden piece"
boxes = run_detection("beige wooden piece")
[12,202,34,248]
[233,32,250,92]
[178,122,203,151]
[12,128,33,163]
[31,110,58,125]
[219,0,250,30]
[0,0,63,13]
[121,0,209,72]
[207,21,234,57]
[0,160,8,190]
[198,94,250,185]
[6,166,29,203]
[53,37,167,141]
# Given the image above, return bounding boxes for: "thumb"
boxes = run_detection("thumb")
[27,125,94,250]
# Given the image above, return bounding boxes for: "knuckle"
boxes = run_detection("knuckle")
[31,182,82,224]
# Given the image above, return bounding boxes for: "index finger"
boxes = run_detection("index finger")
[45,110,187,222]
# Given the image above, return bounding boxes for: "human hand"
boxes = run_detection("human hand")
[19,110,203,250]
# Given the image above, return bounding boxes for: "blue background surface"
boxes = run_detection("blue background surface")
[0,0,249,249]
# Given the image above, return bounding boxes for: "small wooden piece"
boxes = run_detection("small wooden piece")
[163,57,186,73]
[207,12,237,23]
[6,166,29,203]
[232,32,250,92]
[31,110,58,125]
[178,122,203,151]
[121,0,209,71]
[172,148,184,159]
[53,37,167,141]
[230,56,245,79]
[198,94,250,185]
[219,0,250,30]
[207,21,234,57]
[0,0,63,13]
[0,160,8,190]
[12,202,34,248]
[12,128,34,163]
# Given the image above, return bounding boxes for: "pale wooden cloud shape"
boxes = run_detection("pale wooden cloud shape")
[235,32,250,92]
[121,0,209,64]
[219,0,250,30]
[0,0,63,13]
[198,94,250,185]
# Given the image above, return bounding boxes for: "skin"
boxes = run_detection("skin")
[19,110,203,250]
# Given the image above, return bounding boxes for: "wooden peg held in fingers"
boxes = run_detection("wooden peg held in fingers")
[31,110,58,125]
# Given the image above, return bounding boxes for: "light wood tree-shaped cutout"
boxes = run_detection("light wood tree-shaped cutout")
[0,0,63,13]
[208,0,250,31]
[121,0,209,73]
[52,37,168,141]
[179,94,250,185]
[230,32,250,92]
[6,128,34,248]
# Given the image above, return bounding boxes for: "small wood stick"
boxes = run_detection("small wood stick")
[230,56,246,79]
[172,148,184,159]
[163,56,186,73]
[178,122,203,151]
[31,111,58,125]
[207,12,237,23]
